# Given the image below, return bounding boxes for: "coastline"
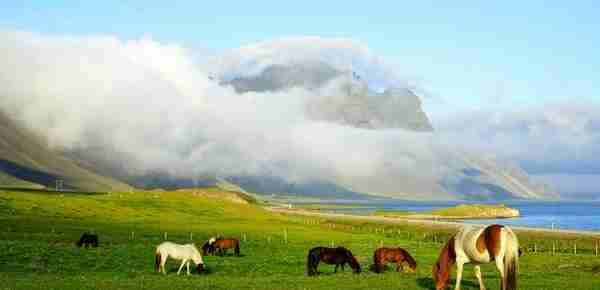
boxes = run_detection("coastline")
[266,206,600,237]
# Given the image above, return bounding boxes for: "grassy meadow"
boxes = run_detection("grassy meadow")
[0,188,599,289]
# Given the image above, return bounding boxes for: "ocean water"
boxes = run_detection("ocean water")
[294,200,600,232]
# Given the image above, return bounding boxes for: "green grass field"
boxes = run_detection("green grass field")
[371,204,519,219]
[0,188,598,289]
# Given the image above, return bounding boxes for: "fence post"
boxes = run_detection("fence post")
[283,228,288,244]
[190,232,193,241]
[534,243,537,254]
[552,242,555,256]
[243,233,247,242]
[574,243,577,255]
[596,241,598,256]
[163,232,168,240]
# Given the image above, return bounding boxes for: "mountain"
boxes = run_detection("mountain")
[223,62,434,131]
[0,110,132,192]
[0,60,557,200]
[220,62,557,200]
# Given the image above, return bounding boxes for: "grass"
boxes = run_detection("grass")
[371,204,519,219]
[291,204,369,210]
[0,188,599,289]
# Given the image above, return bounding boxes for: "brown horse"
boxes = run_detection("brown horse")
[307,246,361,276]
[205,237,240,256]
[373,247,417,273]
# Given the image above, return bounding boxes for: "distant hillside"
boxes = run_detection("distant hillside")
[0,110,132,192]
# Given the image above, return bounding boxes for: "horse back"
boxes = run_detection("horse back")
[214,238,238,249]
[459,224,505,263]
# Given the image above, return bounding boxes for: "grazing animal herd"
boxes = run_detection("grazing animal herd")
[77,224,520,289]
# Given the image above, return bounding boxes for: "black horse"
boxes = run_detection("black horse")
[307,246,361,276]
[77,232,98,248]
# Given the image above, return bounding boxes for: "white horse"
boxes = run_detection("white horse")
[432,224,519,290]
[155,241,206,275]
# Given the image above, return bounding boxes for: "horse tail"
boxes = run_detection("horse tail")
[503,227,519,290]
[155,252,161,272]
[235,241,240,256]
[373,250,381,273]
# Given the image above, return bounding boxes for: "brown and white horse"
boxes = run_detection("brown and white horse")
[432,224,519,290]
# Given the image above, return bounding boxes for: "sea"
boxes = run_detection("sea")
[292,200,600,232]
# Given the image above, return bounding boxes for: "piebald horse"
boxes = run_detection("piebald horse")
[432,224,519,290]
[155,242,206,275]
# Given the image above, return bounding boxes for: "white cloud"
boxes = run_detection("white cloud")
[0,30,445,192]
[2,30,597,197]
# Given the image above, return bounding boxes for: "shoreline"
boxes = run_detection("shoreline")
[266,206,600,237]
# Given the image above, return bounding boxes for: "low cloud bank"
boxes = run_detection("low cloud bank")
[1,30,597,195]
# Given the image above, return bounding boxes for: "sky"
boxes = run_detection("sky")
[2,1,600,196]
[2,1,599,112]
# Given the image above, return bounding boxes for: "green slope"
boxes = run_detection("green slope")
[0,188,598,289]
[0,111,132,191]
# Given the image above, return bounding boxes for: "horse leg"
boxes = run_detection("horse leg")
[186,261,190,275]
[161,256,167,275]
[341,262,345,271]
[177,259,187,275]
[334,264,338,273]
[454,261,464,290]
[495,258,506,290]
[396,261,402,272]
[474,265,486,290]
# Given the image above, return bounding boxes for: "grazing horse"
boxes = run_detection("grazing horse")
[205,237,240,256]
[373,247,417,273]
[306,246,361,276]
[155,242,206,275]
[76,232,98,248]
[432,224,519,290]
[201,237,217,255]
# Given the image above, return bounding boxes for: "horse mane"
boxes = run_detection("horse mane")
[433,235,456,285]
[399,248,417,269]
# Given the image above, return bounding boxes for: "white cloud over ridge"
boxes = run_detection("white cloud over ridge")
[0,30,442,191]
[1,29,599,196]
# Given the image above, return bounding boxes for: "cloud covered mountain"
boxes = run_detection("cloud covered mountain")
[0,31,559,200]
[0,110,132,191]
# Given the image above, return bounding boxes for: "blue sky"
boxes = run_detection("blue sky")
[2,1,599,112]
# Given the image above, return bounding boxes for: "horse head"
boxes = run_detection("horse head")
[196,263,206,274]
[403,251,417,272]
[345,250,361,274]
[201,241,213,255]
[433,236,455,290]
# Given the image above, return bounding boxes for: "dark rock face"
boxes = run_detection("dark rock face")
[222,62,434,132]
[224,62,341,93]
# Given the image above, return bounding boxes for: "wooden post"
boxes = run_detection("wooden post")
[574,243,577,255]
[552,242,556,255]
[283,228,288,244]
[243,233,247,242]
[595,241,598,256]
[534,243,537,253]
